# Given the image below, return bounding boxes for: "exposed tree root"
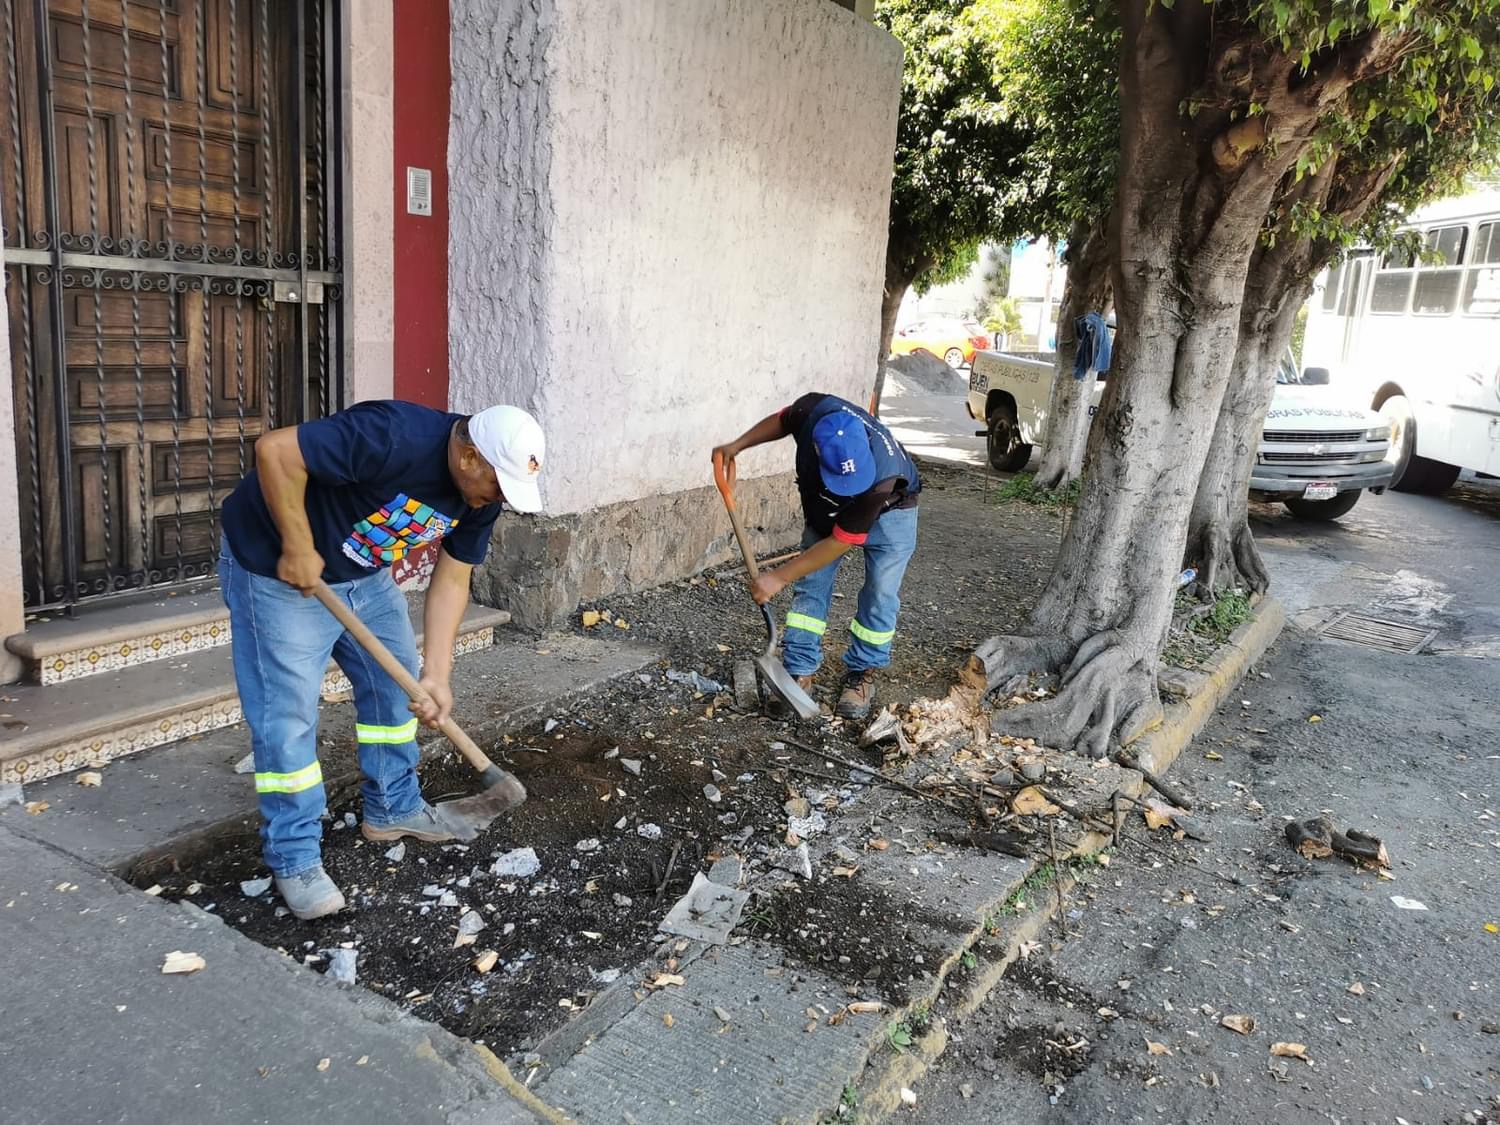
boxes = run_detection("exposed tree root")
[966,632,1163,760]
[1187,514,1269,598]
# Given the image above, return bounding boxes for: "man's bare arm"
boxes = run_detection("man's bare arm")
[255,427,324,593]
[412,550,471,728]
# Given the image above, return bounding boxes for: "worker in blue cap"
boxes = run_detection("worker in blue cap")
[712,393,920,719]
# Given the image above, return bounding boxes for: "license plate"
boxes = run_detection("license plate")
[969,371,987,391]
[1303,482,1338,501]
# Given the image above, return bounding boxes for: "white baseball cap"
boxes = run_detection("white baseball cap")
[468,405,545,513]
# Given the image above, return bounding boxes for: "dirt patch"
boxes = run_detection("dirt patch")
[753,872,973,1006]
[150,465,1071,1057]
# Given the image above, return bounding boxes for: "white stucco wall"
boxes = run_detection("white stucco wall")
[448,0,902,516]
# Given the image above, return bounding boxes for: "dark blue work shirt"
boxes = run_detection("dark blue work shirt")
[221,400,502,583]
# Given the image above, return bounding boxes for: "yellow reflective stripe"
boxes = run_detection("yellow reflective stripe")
[254,762,324,795]
[849,619,895,646]
[785,612,827,636]
[355,719,420,744]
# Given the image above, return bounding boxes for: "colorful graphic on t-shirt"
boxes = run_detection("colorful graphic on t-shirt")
[342,494,458,569]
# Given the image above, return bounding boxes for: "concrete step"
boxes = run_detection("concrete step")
[7,581,232,686]
[0,632,662,879]
[0,598,509,787]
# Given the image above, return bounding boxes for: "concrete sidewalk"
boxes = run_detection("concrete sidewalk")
[0,827,555,1125]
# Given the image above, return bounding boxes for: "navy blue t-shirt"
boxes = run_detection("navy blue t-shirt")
[222,401,503,583]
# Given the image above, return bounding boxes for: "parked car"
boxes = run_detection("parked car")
[965,348,1394,520]
[890,318,991,368]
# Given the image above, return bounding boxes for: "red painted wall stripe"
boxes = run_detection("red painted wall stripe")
[392,0,451,409]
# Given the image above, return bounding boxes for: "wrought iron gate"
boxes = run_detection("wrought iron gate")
[1,0,343,612]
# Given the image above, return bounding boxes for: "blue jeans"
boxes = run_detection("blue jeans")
[219,538,424,876]
[781,505,918,678]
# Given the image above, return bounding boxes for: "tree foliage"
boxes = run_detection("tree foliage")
[969,0,1121,242]
[877,0,1033,295]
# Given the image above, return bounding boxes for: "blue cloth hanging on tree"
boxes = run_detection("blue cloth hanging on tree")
[1072,311,1113,381]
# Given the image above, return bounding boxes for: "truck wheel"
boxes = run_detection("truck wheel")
[1284,491,1362,521]
[987,409,1032,472]
[1380,393,1460,495]
[1396,456,1460,495]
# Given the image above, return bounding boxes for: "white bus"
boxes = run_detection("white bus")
[1303,191,1500,494]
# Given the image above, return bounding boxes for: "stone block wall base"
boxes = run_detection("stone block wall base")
[474,472,801,631]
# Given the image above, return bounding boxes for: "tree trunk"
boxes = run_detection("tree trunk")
[1032,217,1113,491]
[965,2,1343,759]
[869,253,925,417]
[1185,288,1306,596]
[1183,153,1401,598]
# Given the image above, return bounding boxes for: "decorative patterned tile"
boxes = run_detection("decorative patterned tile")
[36,618,232,686]
[4,626,499,785]
[1,697,245,786]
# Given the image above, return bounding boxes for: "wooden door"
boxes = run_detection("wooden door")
[2,0,336,610]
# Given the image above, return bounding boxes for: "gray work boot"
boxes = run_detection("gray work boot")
[274,866,346,921]
[361,800,479,844]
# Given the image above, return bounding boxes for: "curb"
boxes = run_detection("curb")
[851,594,1287,1122]
[1133,593,1287,778]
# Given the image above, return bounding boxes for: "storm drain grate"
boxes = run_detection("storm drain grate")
[1319,612,1437,655]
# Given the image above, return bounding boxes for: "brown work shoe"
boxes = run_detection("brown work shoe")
[768,675,816,717]
[836,670,878,720]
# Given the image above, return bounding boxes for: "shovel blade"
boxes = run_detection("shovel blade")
[435,768,528,834]
[755,654,821,721]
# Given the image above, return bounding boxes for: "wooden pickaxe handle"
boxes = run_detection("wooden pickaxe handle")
[713,449,760,579]
[312,583,496,775]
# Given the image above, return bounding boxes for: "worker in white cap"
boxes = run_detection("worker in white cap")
[218,400,545,919]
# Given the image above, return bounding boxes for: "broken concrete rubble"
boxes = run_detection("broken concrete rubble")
[491,847,540,878]
[658,872,750,945]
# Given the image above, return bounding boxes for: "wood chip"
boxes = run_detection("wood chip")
[1012,785,1061,817]
[356,1056,369,1066]
[316,1058,331,1072]
[160,950,206,975]
[1145,1039,1173,1056]
[868,838,890,851]
[1143,799,1183,832]
[1347,981,1365,996]
[143,884,165,897]
[662,1012,675,1028]
[23,801,48,815]
[473,950,499,974]
[1220,1014,1254,1035]
[1270,1041,1311,1062]
[713,1006,732,1023]
[849,1001,882,1014]
[645,972,685,990]
[581,610,601,627]
[832,866,859,878]
[77,771,103,787]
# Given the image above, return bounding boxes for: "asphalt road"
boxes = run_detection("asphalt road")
[902,479,1500,1124]
[882,370,991,469]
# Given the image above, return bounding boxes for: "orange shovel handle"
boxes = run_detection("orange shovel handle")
[712,450,759,580]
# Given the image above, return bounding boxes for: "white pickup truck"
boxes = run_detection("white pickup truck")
[966,349,1396,520]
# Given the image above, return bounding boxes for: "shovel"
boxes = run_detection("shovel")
[313,583,527,831]
[712,452,821,721]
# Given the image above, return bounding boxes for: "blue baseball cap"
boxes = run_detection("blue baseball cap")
[812,411,875,496]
